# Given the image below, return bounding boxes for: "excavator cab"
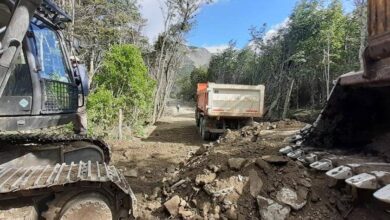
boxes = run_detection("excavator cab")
[0,0,87,131]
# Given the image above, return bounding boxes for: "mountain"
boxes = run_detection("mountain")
[183,46,212,68]
[177,46,212,78]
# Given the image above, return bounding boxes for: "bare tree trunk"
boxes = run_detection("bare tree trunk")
[282,79,295,119]
[357,0,367,70]
[88,48,95,89]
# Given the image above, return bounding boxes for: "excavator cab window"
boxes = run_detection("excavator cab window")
[29,18,78,114]
[31,19,70,83]
[3,50,32,96]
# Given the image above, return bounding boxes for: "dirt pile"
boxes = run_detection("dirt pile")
[138,120,353,219]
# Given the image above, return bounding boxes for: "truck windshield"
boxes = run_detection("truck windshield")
[30,18,70,83]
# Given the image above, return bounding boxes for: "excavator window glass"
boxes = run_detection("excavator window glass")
[29,18,78,113]
[3,49,32,96]
[30,18,70,83]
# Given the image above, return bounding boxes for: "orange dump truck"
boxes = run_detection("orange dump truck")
[195,82,265,140]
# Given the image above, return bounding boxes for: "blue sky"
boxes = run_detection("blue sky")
[140,0,355,52]
[188,0,298,50]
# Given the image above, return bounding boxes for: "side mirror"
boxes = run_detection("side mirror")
[75,64,89,96]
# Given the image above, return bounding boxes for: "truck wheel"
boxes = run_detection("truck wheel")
[201,118,211,141]
[195,111,200,127]
[199,117,203,134]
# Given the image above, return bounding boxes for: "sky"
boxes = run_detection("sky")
[139,0,355,53]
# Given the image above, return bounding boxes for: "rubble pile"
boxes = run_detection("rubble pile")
[139,120,351,219]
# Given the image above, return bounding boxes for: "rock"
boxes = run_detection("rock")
[195,171,217,185]
[149,187,162,200]
[261,155,289,165]
[164,195,181,216]
[225,206,238,220]
[228,158,247,170]
[299,178,312,188]
[178,207,194,219]
[179,199,187,207]
[255,158,271,172]
[257,196,291,220]
[276,187,307,210]
[311,192,320,203]
[146,201,161,211]
[204,176,248,198]
[202,202,211,218]
[208,164,221,173]
[195,144,210,156]
[166,165,176,173]
[297,187,309,200]
[249,169,263,197]
[212,205,221,215]
[124,169,138,178]
[171,179,188,190]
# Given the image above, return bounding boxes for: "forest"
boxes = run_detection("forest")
[179,0,367,120]
[54,0,367,135]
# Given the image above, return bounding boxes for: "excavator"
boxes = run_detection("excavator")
[279,0,390,213]
[0,0,136,219]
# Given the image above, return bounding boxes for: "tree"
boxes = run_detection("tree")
[204,0,364,119]
[148,0,213,123]
[89,44,156,134]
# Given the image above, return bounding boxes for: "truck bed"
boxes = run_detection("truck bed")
[197,83,265,118]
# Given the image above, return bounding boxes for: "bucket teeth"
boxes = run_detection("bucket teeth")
[346,173,378,189]
[279,146,293,154]
[297,153,318,165]
[287,149,304,159]
[310,159,333,171]
[374,185,390,204]
[291,134,303,143]
[326,166,353,180]
[279,145,300,155]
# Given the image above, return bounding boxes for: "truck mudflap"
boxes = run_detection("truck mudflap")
[0,161,137,218]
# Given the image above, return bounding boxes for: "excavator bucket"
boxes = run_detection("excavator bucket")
[304,0,390,159]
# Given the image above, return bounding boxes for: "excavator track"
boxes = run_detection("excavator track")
[0,161,137,218]
[0,133,112,163]
[0,134,137,219]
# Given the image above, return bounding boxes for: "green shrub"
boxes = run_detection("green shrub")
[88,44,156,136]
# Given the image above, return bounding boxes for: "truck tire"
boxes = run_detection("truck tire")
[195,111,200,127]
[200,117,211,141]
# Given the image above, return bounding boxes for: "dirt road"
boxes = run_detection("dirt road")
[110,106,204,216]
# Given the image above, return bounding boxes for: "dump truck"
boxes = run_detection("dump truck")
[0,0,136,218]
[195,82,265,140]
[278,0,390,211]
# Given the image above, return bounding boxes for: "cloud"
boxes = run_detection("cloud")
[263,18,291,42]
[139,0,225,43]
[203,44,230,53]
[139,0,166,43]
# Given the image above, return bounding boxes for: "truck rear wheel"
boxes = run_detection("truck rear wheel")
[195,111,200,127]
[200,117,211,141]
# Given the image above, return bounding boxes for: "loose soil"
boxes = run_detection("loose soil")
[110,106,389,220]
